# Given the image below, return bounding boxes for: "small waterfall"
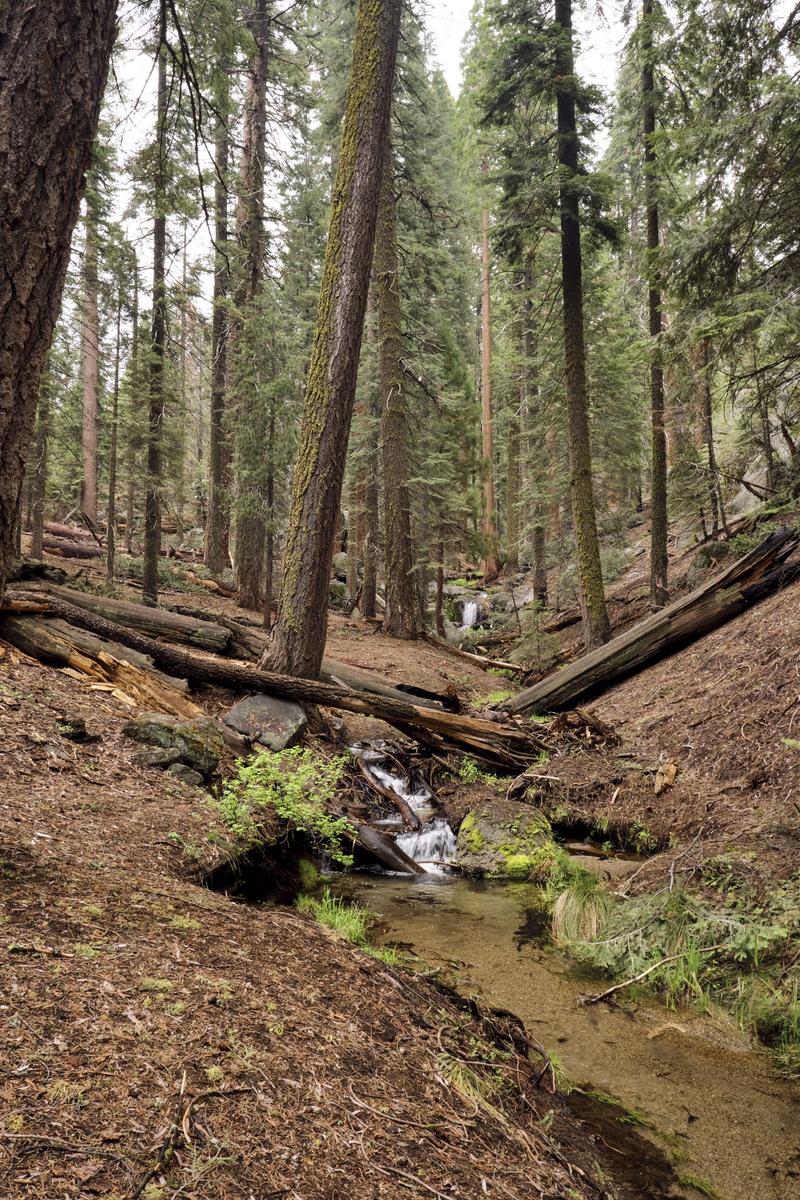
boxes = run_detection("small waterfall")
[461,599,480,628]
[351,745,456,874]
[397,819,457,872]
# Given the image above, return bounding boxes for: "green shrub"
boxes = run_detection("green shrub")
[213,748,355,866]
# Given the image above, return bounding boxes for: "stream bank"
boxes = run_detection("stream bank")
[332,873,800,1200]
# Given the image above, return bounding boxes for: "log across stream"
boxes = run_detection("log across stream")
[329,872,800,1200]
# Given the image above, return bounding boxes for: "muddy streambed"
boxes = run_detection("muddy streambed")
[332,873,800,1200]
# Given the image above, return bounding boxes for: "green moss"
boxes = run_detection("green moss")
[459,812,485,854]
[298,857,320,890]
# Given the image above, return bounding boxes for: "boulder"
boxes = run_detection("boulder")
[166,762,205,787]
[456,798,570,882]
[132,747,181,769]
[223,694,308,753]
[122,713,224,778]
[331,551,349,580]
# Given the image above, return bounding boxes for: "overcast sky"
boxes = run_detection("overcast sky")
[426,0,627,100]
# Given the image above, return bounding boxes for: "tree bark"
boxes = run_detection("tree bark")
[480,159,499,581]
[206,55,232,574]
[643,0,668,607]
[232,0,270,610]
[555,0,610,648]
[30,368,51,562]
[377,142,417,640]
[80,189,100,524]
[263,0,402,678]
[106,286,123,582]
[125,254,139,553]
[0,0,117,600]
[142,0,168,606]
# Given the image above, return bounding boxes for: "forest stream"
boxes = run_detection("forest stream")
[332,871,800,1200]
[328,748,800,1200]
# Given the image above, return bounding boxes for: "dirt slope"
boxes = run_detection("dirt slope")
[0,644,603,1200]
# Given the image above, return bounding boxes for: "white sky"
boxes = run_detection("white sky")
[426,0,627,100]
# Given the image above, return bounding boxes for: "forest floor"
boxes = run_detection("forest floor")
[3,518,799,1197]
[0,601,607,1200]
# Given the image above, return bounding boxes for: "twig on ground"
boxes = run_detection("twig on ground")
[580,943,725,1007]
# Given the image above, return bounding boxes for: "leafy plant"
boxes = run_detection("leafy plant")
[213,748,355,866]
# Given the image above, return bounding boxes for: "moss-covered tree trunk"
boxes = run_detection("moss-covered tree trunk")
[480,159,499,581]
[377,142,417,640]
[643,0,668,606]
[205,57,232,575]
[142,0,168,607]
[555,0,610,649]
[232,0,270,611]
[0,0,117,599]
[263,0,402,677]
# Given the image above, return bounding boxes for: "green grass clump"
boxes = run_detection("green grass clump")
[296,888,398,965]
[212,748,355,866]
[552,875,611,943]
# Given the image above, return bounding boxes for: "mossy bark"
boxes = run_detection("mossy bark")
[377,142,417,640]
[142,0,168,607]
[263,0,402,677]
[555,0,610,649]
[643,0,668,607]
[233,0,270,611]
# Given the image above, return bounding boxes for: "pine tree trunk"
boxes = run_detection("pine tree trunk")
[106,288,122,583]
[522,264,548,606]
[435,539,446,638]
[0,0,117,598]
[377,143,417,640]
[142,1,168,607]
[480,160,499,581]
[263,411,275,630]
[700,337,727,535]
[555,0,610,649]
[30,368,51,562]
[506,410,520,571]
[206,74,232,574]
[80,194,100,525]
[643,0,668,606]
[125,257,139,554]
[233,0,269,610]
[263,0,402,677]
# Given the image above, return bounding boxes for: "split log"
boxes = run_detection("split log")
[34,586,231,653]
[185,571,236,597]
[42,535,103,559]
[11,594,550,769]
[0,615,201,718]
[503,528,800,716]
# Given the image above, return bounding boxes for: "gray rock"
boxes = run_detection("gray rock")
[223,694,308,752]
[331,551,349,579]
[132,747,181,769]
[166,762,205,787]
[122,713,223,778]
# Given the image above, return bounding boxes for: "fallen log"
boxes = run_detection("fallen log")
[419,631,525,675]
[42,535,104,559]
[44,520,95,542]
[354,758,421,830]
[34,585,231,653]
[353,823,424,874]
[12,594,549,769]
[502,529,800,716]
[7,560,69,586]
[0,615,202,718]
[185,570,237,597]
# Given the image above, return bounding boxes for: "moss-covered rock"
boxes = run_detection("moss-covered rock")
[456,800,573,884]
[123,713,223,779]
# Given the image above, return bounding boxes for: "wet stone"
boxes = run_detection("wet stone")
[223,694,308,753]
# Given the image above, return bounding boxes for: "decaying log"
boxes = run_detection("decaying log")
[44,520,95,542]
[419,631,524,675]
[354,823,424,874]
[35,586,231,653]
[185,570,237,597]
[11,594,550,769]
[7,560,68,586]
[42,535,104,559]
[0,615,201,718]
[503,528,800,716]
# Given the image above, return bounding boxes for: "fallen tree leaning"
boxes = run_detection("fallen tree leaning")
[503,528,800,716]
[2,597,550,770]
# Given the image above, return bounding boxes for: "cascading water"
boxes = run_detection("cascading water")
[351,745,456,873]
[461,599,480,629]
